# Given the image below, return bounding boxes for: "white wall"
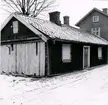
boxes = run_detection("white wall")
[0,42,45,76]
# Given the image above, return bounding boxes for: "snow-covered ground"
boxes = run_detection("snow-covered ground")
[0,65,108,105]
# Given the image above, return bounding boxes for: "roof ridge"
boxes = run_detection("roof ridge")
[14,12,49,22]
[76,7,108,26]
[94,8,108,17]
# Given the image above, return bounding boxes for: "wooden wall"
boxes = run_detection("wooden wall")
[1,17,40,41]
[48,40,107,75]
[48,41,83,75]
[90,44,107,67]
[0,42,45,76]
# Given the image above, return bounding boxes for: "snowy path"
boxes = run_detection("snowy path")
[0,65,108,105]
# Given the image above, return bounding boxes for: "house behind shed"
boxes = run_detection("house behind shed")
[0,12,108,77]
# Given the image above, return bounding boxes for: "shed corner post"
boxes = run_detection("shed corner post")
[45,42,51,77]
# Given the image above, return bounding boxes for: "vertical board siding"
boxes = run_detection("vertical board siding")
[1,46,9,73]
[0,42,45,76]
[39,42,45,76]
[16,44,26,74]
[1,45,16,74]
[8,45,16,73]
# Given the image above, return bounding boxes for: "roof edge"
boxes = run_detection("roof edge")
[75,7,108,26]
[0,13,14,31]
[0,13,48,42]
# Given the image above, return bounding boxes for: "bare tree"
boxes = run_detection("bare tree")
[2,0,56,17]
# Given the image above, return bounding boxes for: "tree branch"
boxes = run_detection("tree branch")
[2,0,56,17]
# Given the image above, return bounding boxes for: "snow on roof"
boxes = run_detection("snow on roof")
[14,13,108,45]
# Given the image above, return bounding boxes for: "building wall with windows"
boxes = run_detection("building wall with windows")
[47,40,107,75]
[78,10,108,41]
[1,11,108,77]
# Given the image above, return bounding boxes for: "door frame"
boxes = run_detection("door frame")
[83,46,90,69]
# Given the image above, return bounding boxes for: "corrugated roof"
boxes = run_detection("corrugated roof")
[2,13,108,45]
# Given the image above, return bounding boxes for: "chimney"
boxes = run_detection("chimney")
[103,8,108,14]
[63,16,69,25]
[49,11,61,25]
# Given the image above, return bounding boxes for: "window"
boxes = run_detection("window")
[98,47,102,59]
[13,21,18,33]
[91,27,100,36]
[62,44,71,62]
[92,16,99,22]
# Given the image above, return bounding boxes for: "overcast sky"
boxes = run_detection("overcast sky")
[0,0,108,26]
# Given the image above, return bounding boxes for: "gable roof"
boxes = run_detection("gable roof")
[1,13,108,45]
[1,13,48,42]
[75,8,108,26]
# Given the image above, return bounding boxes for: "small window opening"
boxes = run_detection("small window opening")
[13,21,18,34]
[98,47,102,59]
[92,16,99,22]
[62,44,71,62]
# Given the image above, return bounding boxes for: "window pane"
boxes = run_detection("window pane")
[13,21,18,33]
[92,16,99,22]
[62,44,71,62]
[98,47,102,59]
[91,27,100,36]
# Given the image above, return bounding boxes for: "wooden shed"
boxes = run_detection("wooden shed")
[0,12,108,77]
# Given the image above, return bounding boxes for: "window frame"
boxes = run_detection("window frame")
[13,21,18,34]
[91,27,100,36]
[92,16,99,22]
[62,44,71,63]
